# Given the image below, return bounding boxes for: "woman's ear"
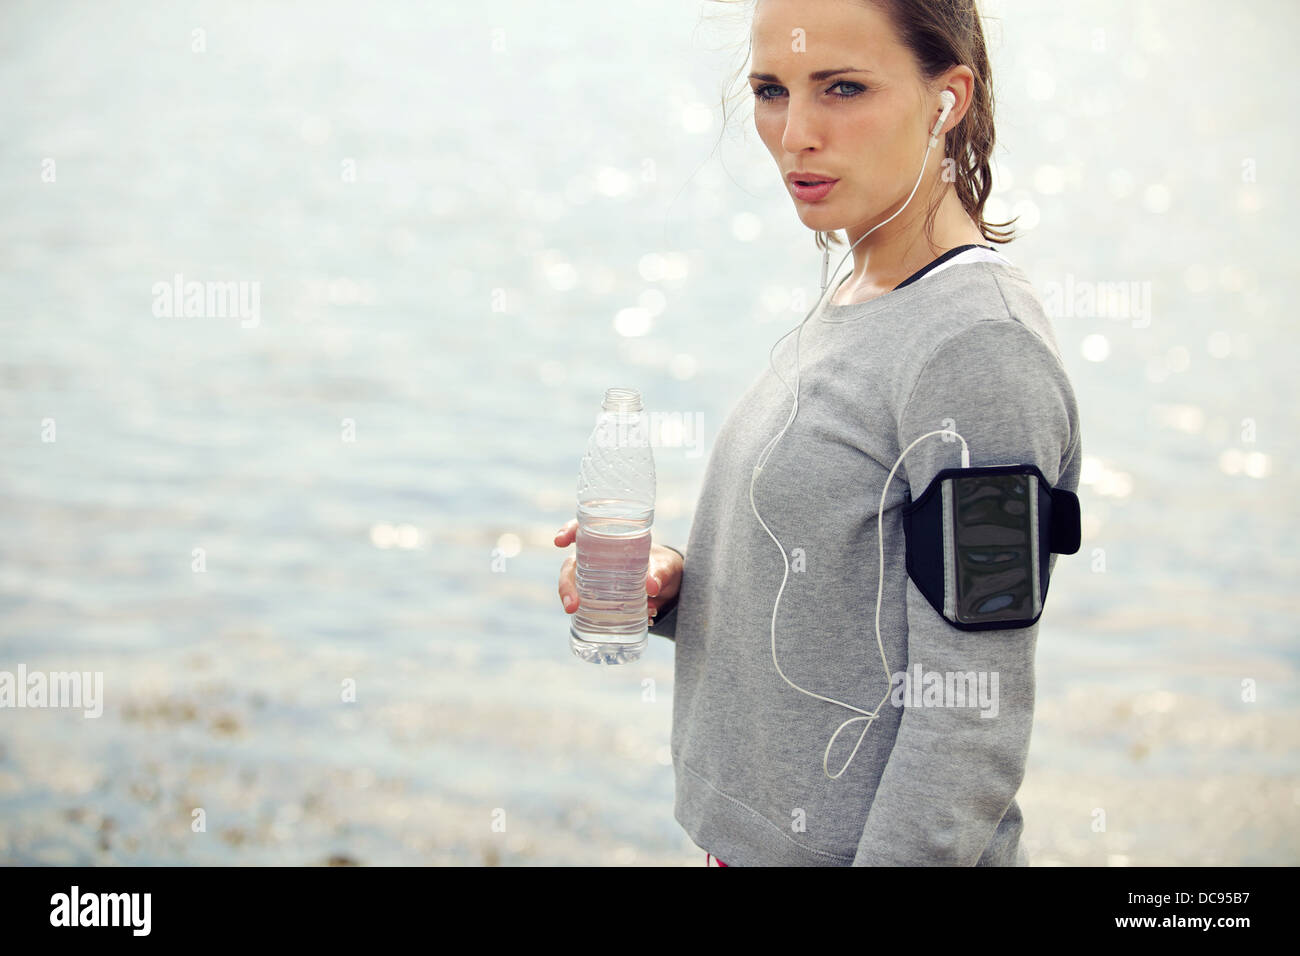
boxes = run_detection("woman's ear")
[935,65,977,131]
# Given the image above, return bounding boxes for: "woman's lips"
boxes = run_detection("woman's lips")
[791,179,838,202]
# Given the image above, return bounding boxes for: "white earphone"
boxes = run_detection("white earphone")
[819,89,956,293]
[931,89,957,147]
[751,90,973,780]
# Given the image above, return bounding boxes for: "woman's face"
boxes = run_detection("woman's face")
[749,0,933,235]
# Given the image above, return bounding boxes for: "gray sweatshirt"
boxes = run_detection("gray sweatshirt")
[649,254,1082,866]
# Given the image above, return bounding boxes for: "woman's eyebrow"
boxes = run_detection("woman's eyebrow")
[748,67,875,82]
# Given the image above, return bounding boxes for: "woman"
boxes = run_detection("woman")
[556,0,1081,866]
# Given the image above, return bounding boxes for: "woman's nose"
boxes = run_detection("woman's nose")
[781,104,821,155]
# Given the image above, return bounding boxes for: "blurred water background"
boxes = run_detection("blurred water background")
[0,0,1296,865]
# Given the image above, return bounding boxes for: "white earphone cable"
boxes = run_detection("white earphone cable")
[750,94,972,779]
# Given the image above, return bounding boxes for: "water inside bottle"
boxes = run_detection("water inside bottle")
[569,501,653,664]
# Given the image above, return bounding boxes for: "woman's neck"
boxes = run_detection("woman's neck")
[831,184,986,305]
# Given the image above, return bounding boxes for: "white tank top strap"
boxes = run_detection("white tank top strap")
[925,245,1013,280]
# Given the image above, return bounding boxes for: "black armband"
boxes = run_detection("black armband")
[901,464,1081,631]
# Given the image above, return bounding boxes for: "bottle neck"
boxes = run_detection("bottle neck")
[602,387,642,414]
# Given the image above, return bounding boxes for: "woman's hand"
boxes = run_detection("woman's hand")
[554,518,683,621]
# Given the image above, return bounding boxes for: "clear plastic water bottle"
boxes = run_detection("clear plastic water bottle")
[570,386,656,664]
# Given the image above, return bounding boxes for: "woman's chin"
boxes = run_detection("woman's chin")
[796,210,843,233]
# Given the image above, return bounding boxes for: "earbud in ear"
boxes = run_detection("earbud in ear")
[929,90,957,148]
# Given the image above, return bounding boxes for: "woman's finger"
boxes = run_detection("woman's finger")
[647,550,680,602]
[558,554,578,612]
[553,518,578,547]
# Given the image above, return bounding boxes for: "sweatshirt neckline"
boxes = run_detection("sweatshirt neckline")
[816,254,1009,324]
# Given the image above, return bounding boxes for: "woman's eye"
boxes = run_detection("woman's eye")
[751,81,866,102]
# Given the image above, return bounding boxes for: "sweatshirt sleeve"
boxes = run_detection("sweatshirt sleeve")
[647,544,685,641]
[852,317,1077,866]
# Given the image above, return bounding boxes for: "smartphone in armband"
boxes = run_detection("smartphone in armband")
[901,463,1081,631]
